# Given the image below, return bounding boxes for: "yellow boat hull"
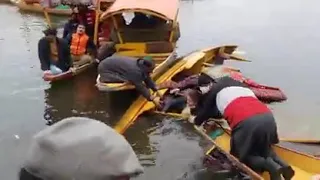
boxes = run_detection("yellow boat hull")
[201,125,320,179]
[113,45,240,133]
[11,0,72,16]
[114,45,320,179]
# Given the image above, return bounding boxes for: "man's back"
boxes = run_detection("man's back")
[98,55,142,83]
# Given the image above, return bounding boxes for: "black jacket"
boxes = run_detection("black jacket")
[98,55,157,100]
[38,37,71,72]
[63,20,78,39]
[194,76,248,126]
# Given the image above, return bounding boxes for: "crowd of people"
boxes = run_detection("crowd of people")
[34,6,296,180]
[38,6,100,78]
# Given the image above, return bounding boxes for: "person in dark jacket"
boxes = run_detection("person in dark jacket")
[98,55,162,107]
[38,27,71,76]
[77,6,96,37]
[190,75,294,180]
[62,13,79,39]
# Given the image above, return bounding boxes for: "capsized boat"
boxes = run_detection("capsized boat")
[113,45,247,134]
[10,0,72,16]
[95,0,181,91]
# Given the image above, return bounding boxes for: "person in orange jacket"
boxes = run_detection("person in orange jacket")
[66,24,96,67]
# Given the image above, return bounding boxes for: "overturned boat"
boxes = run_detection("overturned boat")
[95,0,181,91]
[113,45,320,179]
[113,45,251,134]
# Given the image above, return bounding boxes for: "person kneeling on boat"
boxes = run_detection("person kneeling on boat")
[38,27,72,78]
[19,117,144,180]
[98,56,163,108]
[190,75,295,180]
[67,24,96,67]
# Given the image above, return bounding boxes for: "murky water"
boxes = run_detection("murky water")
[1,0,320,179]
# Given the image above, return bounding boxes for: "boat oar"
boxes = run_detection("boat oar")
[229,54,252,62]
[153,112,262,179]
[152,111,320,144]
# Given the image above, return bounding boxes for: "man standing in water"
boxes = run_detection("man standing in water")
[19,117,144,180]
[98,56,163,108]
[38,27,71,77]
[189,74,295,180]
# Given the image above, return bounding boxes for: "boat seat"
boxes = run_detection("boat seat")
[118,27,171,42]
[145,41,174,53]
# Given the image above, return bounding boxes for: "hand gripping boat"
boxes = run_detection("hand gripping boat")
[95,0,181,91]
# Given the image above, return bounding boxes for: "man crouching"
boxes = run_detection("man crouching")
[38,27,71,78]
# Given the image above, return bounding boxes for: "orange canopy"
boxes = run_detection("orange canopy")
[100,0,179,21]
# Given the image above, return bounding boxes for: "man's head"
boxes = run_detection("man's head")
[78,6,88,13]
[70,12,78,21]
[43,27,57,42]
[137,56,155,74]
[20,117,143,180]
[76,24,86,35]
[197,73,214,94]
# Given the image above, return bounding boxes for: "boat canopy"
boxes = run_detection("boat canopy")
[100,0,179,21]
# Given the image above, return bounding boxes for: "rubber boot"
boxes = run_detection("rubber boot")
[265,157,282,180]
[270,151,295,180]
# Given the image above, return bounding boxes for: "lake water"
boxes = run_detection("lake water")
[1,0,320,179]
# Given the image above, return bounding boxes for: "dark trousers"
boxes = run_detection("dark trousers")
[162,95,187,112]
[230,113,279,169]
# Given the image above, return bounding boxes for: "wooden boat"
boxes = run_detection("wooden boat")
[113,45,246,133]
[113,45,320,179]
[198,122,320,179]
[37,0,115,83]
[10,0,72,16]
[95,0,181,92]
[43,61,95,82]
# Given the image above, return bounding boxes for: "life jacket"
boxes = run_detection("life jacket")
[70,33,89,56]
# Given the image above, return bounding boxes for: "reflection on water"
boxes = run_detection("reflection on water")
[43,68,137,126]
[125,115,212,180]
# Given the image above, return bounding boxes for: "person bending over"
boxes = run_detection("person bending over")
[190,75,294,180]
[38,27,71,78]
[98,55,162,107]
